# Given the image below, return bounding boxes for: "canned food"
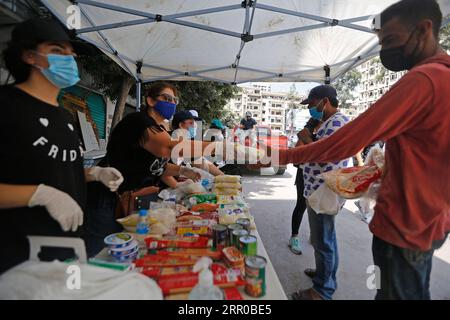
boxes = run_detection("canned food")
[231,229,249,248]
[245,255,267,297]
[108,240,139,257]
[227,224,243,245]
[239,235,257,257]
[236,218,251,232]
[212,224,228,251]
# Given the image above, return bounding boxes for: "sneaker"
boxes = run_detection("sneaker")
[288,237,302,255]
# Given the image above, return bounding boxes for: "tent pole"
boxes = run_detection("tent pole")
[136,61,143,112]
[324,65,331,84]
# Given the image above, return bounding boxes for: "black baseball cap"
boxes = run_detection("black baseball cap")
[11,18,91,54]
[301,85,337,105]
[172,110,198,129]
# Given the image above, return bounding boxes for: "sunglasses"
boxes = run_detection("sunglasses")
[157,93,179,105]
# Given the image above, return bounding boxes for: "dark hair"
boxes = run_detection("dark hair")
[381,0,442,38]
[143,81,178,112]
[2,39,41,83]
[329,97,339,108]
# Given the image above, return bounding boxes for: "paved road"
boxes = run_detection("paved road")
[241,165,450,300]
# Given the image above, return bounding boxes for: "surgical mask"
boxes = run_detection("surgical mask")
[188,126,197,139]
[309,107,323,121]
[379,29,420,72]
[154,100,176,120]
[35,52,80,88]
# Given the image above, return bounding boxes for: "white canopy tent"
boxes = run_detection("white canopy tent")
[42,0,450,110]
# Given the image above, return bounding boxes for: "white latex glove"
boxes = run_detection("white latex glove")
[28,184,83,232]
[179,166,201,182]
[176,179,194,188]
[88,166,124,192]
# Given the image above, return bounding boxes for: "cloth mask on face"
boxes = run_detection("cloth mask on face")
[154,100,177,120]
[35,52,80,88]
[379,28,420,72]
[188,126,197,139]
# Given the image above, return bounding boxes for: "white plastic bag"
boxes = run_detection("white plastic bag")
[307,183,346,215]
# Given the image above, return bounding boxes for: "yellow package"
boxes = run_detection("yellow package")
[215,175,241,183]
[213,188,240,196]
[214,182,242,189]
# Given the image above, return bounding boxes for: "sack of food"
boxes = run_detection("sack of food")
[322,165,382,199]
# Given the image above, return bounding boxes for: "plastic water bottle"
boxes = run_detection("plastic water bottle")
[189,257,223,300]
[136,209,149,235]
[136,209,149,257]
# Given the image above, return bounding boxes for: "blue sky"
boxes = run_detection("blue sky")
[241,82,321,95]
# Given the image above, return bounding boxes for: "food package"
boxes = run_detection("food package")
[177,211,219,223]
[148,208,177,229]
[218,203,249,216]
[215,175,241,184]
[157,263,245,295]
[183,193,217,208]
[216,195,246,205]
[214,182,242,189]
[219,213,256,229]
[223,287,243,300]
[141,266,193,279]
[213,188,240,196]
[134,255,198,268]
[145,236,210,249]
[191,203,218,213]
[116,214,158,233]
[176,180,207,195]
[176,219,216,236]
[321,165,382,199]
[154,248,223,261]
[222,247,245,271]
[148,222,171,236]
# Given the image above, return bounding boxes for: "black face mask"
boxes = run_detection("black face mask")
[379,29,420,72]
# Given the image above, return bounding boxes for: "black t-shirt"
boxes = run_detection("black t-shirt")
[0,86,86,273]
[241,117,257,130]
[105,112,168,193]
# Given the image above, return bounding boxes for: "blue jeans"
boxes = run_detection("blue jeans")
[372,234,448,300]
[307,206,339,300]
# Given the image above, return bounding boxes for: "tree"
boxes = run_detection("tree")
[287,83,299,135]
[333,69,362,109]
[440,16,450,52]
[161,81,239,124]
[77,51,135,129]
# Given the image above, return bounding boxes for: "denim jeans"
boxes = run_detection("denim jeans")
[307,206,339,300]
[84,182,122,258]
[372,234,448,300]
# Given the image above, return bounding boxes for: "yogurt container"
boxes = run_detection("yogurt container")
[108,240,139,257]
[104,233,134,249]
[109,246,139,262]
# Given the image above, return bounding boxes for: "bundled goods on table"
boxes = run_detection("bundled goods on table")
[102,174,266,299]
[213,175,242,196]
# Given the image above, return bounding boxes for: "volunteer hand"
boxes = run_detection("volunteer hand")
[89,166,124,192]
[28,184,83,232]
[179,167,201,182]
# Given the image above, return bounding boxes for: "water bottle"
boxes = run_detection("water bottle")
[136,209,149,257]
[188,257,223,300]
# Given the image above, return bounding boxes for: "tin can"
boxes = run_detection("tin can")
[236,218,251,232]
[245,255,267,297]
[231,229,249,248]
[227,224,243,245]
[239,235,257,257]
[212,224,228,251]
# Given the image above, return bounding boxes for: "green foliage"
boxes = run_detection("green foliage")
[163,81,239,124]
[333,69,362,108]
[440,17,450,52]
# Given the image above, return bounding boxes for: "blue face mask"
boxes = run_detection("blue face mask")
[36,53,80,88]
[309,107,324,121]
[154,100,177,120]
[188,126,197,139]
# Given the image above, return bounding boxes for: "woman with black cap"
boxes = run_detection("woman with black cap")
[0,19,124,273]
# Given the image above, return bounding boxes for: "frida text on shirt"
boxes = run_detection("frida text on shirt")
[32,117,84,162]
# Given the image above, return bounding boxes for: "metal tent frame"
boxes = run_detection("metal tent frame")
[42,0,449,111]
